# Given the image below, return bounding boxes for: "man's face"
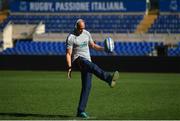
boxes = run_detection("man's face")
[77,21,85,35]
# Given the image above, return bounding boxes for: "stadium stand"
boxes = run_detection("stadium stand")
[168,42,180,56]
[1,40,179,56]
[2,14,143,33]
[2,40,177,56]
[0,12,180,56]
[148,14,180,33]
[0,0,179,57]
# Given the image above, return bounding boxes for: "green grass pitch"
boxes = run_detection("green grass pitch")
[0,71,180,120]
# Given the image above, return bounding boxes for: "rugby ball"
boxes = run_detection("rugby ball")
[104,37,114,53]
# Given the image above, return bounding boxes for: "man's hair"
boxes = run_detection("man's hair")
[75,19,85,29]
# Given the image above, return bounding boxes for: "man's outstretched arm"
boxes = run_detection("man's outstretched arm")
[90,41,104,51]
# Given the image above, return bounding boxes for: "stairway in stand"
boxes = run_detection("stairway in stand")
[135,11,158,34]
[0,10,8,23]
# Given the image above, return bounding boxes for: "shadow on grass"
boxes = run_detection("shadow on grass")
[0,112,74,119]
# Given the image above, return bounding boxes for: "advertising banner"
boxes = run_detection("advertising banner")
[10,0,146,13]
[159,0,180,12]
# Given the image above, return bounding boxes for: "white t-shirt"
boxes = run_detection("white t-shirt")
[66,29,93,62]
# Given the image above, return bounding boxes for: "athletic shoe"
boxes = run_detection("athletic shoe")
[76,112,89,119]
[110,71,119,88]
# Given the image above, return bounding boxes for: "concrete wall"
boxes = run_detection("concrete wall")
[0,55,180,73]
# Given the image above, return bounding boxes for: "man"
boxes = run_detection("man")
[66,19,119,119]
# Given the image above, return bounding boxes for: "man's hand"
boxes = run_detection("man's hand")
[67,68,72,79]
